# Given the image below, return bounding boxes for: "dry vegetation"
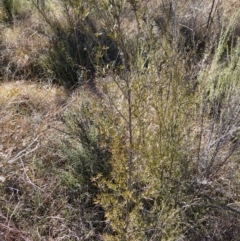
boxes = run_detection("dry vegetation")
[0,0,240,240]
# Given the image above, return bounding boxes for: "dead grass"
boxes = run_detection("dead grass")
[0,7,49,81]
[0,79,107,240]
[0,81,78,240]
[0,80,67,164]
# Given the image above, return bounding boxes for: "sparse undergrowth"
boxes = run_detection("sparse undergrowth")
[0,0,240,240]
[0,81,70,240]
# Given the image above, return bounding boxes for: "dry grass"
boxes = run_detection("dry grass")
[0,80,67,163]
[0,79,104,240]
[0,3,49,81]
[0,81,70,240]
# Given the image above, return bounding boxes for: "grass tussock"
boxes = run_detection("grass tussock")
[0,81,70,240]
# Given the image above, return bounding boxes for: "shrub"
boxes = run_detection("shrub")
[77,4,240,241]
[34,0,123,88]
[60,95,112,239]
[1,0,31,23]
[2,0,14,22]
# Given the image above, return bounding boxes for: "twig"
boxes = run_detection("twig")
[8,136,40,164]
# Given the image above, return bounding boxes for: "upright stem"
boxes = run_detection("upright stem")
[124,79,133,240]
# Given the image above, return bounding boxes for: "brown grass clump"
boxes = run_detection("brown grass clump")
[0,80,67,161]
[0,8,49,81]
[0,81,71,241]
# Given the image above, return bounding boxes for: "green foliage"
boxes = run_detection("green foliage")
[1,0,30,23]
[2,0,14,22]
[204,10,240,101]
[61,96,112,239]
[37,0,123,88]
[74,5,240,241]
[93,55,195,240]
